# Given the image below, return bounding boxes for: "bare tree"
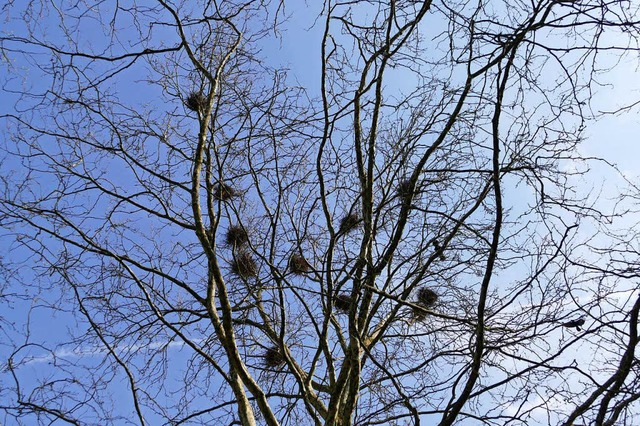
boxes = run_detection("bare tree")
[2,0,640,425]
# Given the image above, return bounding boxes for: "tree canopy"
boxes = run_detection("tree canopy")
[2,1,640,425]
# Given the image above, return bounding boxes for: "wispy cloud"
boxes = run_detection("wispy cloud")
[12,337,206,368]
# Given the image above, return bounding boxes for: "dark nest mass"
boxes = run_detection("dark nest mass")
[339,213,360,234]
[289,254,311,275]
[213,183,239,201]
[185,91,206,112]
[397,179,414,201]
[230,251,257,279]
[264,346,285,368]
[334,294,353,313]
[412,287,438,321]
[417,287,438,307]
[433,239,446,260]
[226,225,249,247]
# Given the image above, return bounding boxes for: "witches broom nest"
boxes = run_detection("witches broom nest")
[226,225,249,247]
[185,92,207,112]
[412,287,438,321]
[213,183,239,201]
[334,294,353,313]
[339,213,360,234]
[397,179,414,201]
[289,254,311,275]
[230,251,257,279]
[263,346,285,368]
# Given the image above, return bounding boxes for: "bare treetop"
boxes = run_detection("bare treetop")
[1,1,640,425]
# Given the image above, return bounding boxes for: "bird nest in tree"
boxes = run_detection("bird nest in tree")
[185,92,206,112]
[263,346,285,368]
[334,294,353,313]
[231,251,257,279]
[339,213,360,234]
[226,225,249,247]
[289,254,311,275]
[433,239,446,260]
[213,183,239,201]
[412,287,438,321]
[397,179,414,201]
[417,287,438,307]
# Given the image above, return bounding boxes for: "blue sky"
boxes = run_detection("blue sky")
[2,1,640,425]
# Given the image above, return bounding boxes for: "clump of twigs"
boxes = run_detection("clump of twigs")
[263,346,285,368]
[213,183,239,201]
[397,178,414,202]
[433,239,446,260]
[226,225,249,247]
[185,91,207,112]
[339,213,360,234]
[334,294,353,313]
[289,254,311,275]
[412,287,438,321]
[417,287,438,307]
[230,251,257,279]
